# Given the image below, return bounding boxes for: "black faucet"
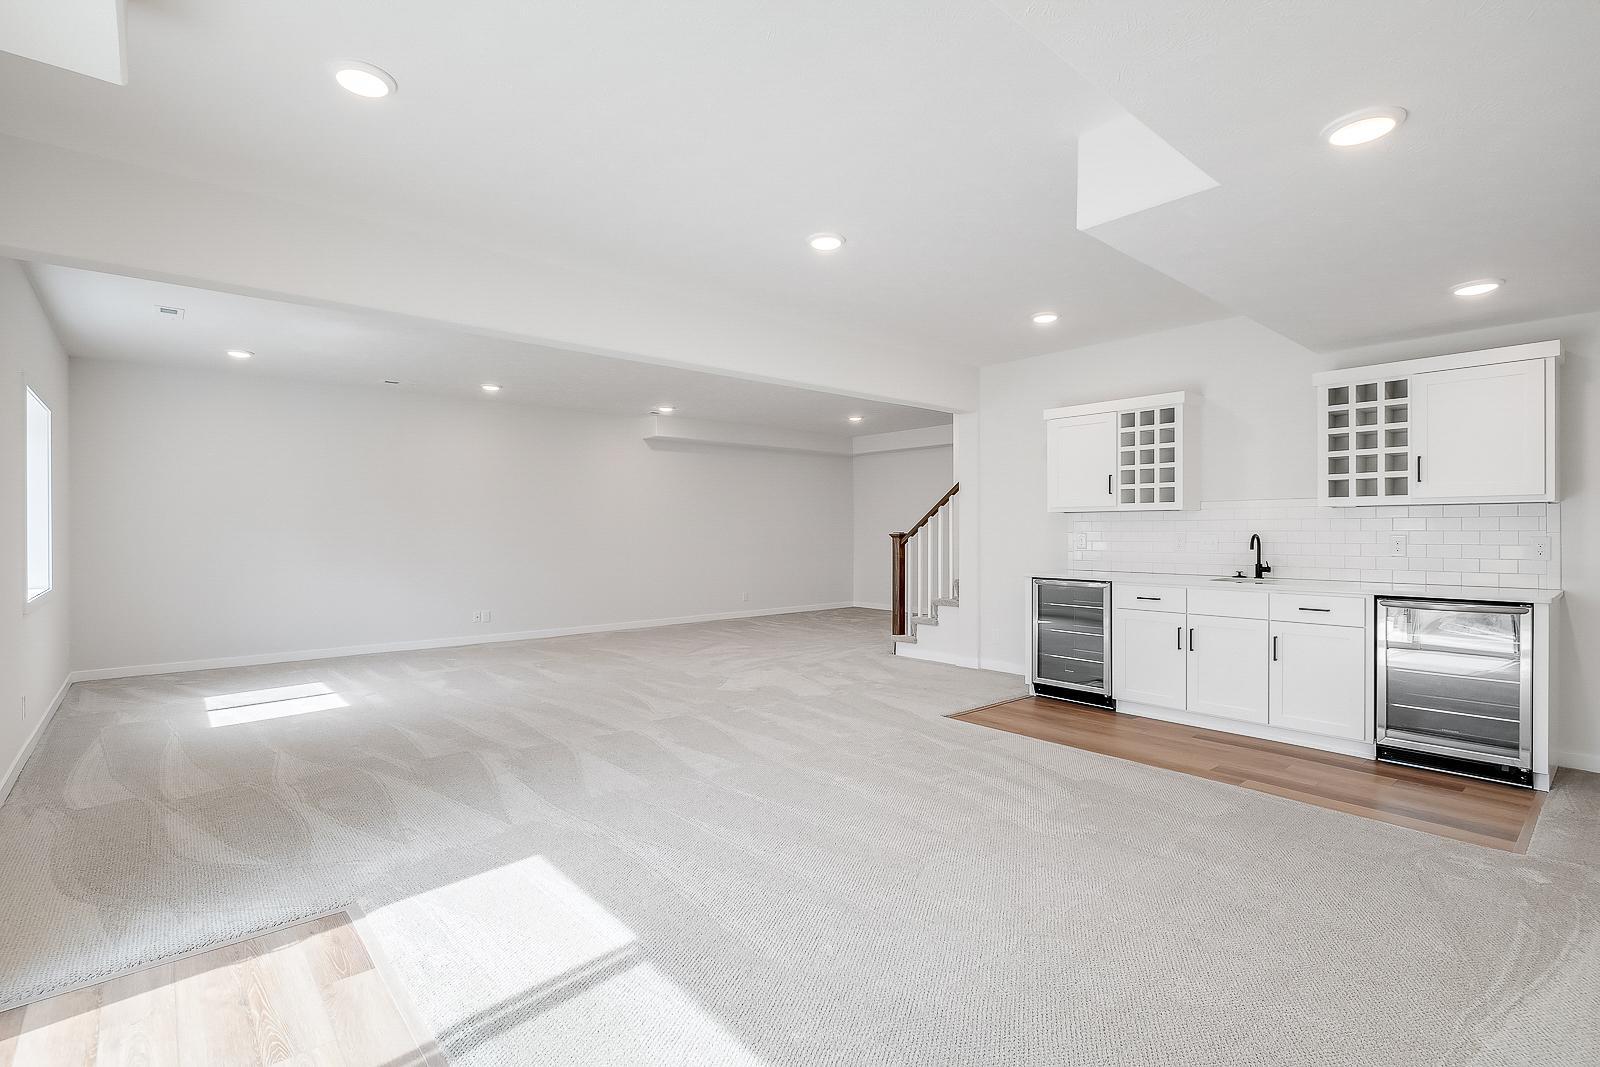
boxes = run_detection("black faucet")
[1249,534,1272,580]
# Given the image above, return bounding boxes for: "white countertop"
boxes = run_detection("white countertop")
[1045,570,1563,605]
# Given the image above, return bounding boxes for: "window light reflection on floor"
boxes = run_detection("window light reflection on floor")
[366,855,767,1064]
[204,682,350,727]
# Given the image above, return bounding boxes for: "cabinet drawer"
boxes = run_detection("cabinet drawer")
[1113,583,1187,613]
[1186,588,1268,620]
[1270,592,1368,628]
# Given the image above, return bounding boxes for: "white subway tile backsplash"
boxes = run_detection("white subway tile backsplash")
[1066,501,1560,589]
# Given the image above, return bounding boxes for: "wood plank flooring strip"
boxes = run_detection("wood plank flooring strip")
[0,912,433,1067]
[14,988,101,1067]
[955,697,1542,852]
[0,999,24,1067]
[93,962,178,1067]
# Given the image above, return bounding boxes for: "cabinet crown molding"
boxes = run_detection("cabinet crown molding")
[1043,390,1194,422]
[1312,339,1561,387]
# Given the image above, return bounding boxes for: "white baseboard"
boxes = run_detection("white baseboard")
[68,602,857,683]
[852,602,891,612]
[979,658,1028,678]
[0,674,73,806]
[894,644,982,670]
[1555,748,1600,774]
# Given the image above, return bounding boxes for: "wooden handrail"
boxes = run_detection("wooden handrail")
[891,483,957,637]
[901,483,959,540]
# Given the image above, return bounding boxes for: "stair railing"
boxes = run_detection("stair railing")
[891,483,958,637]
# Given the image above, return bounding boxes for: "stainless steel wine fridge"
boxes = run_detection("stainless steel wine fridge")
[1030,578,1113,708]
[1376,598,1533,787]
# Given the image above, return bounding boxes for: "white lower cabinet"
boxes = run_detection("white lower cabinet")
[1112,586,1372,749]
[1185,614,1269,724]
[1268,621,1369,741]
[1112,608,1187,709]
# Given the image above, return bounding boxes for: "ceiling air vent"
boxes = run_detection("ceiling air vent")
[156,305,185,319]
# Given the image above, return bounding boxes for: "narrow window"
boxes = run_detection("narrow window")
[25,387,51,603]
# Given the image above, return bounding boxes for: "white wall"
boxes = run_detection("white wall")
[851,445,954,609]
[70,359,855,673]
[0,259,70,796]
[976,311,1600,767]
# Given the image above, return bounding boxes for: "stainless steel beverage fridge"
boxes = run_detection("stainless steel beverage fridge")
[1376,598,1533,787]
[1031,578,1113,708]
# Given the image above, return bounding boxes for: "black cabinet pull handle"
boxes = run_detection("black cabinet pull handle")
[1297,607,1331,613]
[1272,635,1278,661]
[1135,595,1161,601]
[1188,627,1195,651]
[1177,626,1183,650]
[1107,473,1113,495]
[1417,455,1423,483]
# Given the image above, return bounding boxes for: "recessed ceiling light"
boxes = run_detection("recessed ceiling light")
[848,415,864,423]
[1032,312,1059,325]
[226,349,253,360]
[481,383,501,393]
[335,62,397,99]
[653,406,675,414]
[1451,278,1503,297]
[1321,106,1407,147]
[807,233,845,253]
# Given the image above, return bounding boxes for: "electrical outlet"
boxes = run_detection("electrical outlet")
[483,609,492,623]
[1388,533,1407,556]
[1075,532,1089,550]
[1531,535,1551,560]
[471,611,482,624]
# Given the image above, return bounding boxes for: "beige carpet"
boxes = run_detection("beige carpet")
[1,608,1596,1066]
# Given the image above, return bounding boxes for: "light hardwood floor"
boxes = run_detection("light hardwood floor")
[0,913,440,1067]
[956,697,1546,852]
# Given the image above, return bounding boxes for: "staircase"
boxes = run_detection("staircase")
[890,483,958,648]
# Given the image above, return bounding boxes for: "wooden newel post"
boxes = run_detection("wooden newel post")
[890,532,908,636]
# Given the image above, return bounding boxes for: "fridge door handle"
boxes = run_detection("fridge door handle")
[1379,598,1531,615]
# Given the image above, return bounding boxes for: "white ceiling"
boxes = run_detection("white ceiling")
[0,0,1223,367]
[3,1,1595,374]
[997,0,1600,350]
[28,264,951,435]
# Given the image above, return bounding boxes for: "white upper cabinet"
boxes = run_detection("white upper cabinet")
[1046,411,1118,511]
[1412,359,1546,500]
[1313,340,1559,507]
[1044,392,1195,512]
